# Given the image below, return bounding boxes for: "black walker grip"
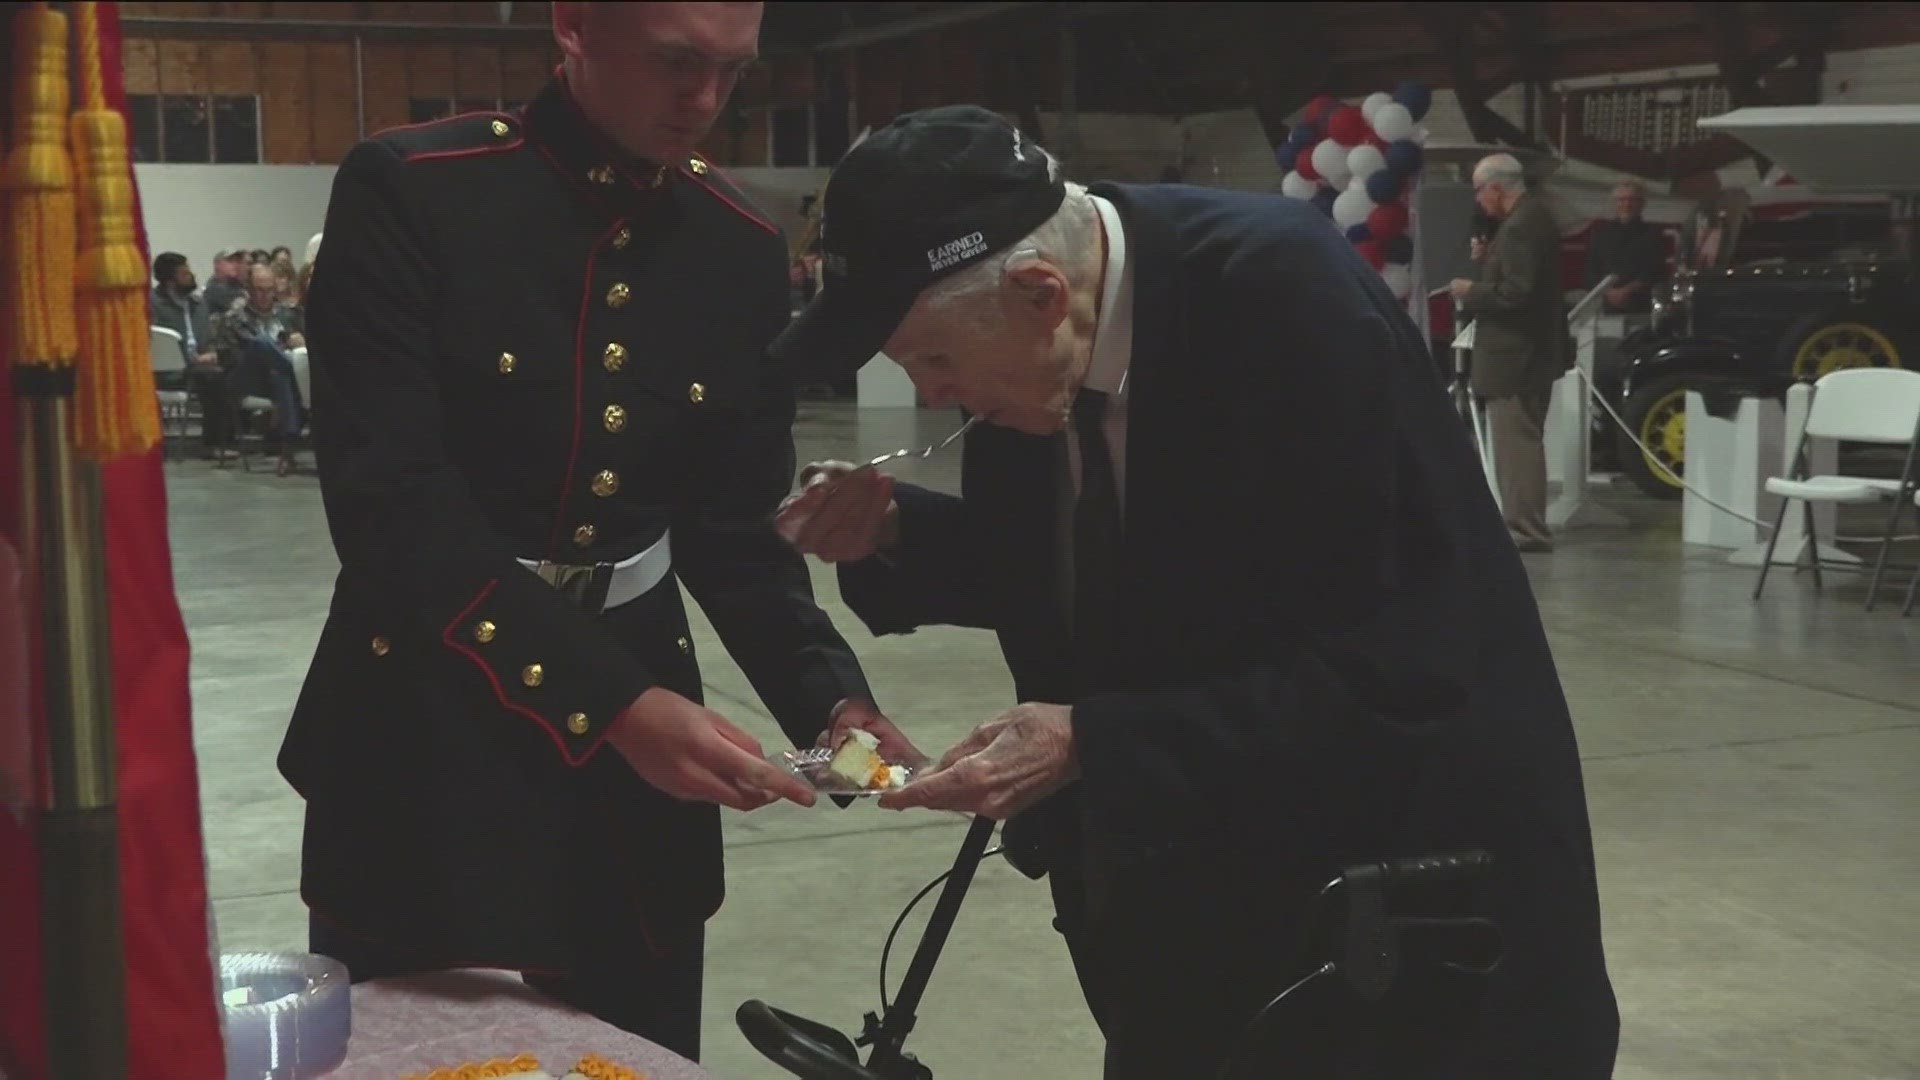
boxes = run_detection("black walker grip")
[1372,849,1494,889]
[736,1001,881,1080]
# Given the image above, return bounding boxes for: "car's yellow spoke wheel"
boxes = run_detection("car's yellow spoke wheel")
[1793,322,1902,379]
[1638,388,1687,489]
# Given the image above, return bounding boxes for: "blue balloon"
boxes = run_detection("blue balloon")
[1274,145,1298,173]
[1365,169,1404,205]
[1384,139,1424,178]
[1384,233,1414,265]
[1287,122,1321,148]
[1346,223,1372,243]
[1393,81,1433,122]
[1310,186,1338,216]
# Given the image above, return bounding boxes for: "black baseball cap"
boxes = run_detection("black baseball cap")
[770,105,1066,380]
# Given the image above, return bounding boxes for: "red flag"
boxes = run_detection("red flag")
[0,3,225,1076]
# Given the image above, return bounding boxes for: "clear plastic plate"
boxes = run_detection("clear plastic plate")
[773,746,914,798]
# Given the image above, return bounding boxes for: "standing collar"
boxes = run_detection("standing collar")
[521,74,672,196]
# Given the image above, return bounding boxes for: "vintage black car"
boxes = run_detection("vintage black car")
[1599,202,1915,497]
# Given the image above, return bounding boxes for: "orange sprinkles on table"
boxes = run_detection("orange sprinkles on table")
[399,1053,645,1080]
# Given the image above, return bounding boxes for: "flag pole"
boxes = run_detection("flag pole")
[4,2,128,1075]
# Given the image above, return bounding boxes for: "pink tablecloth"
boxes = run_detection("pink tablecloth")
[332,970,719,1079]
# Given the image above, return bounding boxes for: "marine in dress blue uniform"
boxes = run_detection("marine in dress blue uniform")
[279,74,874,1057]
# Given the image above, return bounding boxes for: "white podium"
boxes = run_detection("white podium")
[1680,385,1859,567]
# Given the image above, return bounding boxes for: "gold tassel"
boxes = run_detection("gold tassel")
[70,1,160,459]
[3,2,78,373]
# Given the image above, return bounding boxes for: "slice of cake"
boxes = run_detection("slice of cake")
[825,729,905,790]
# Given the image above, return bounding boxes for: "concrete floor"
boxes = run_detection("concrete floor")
[172,402,1920,1080]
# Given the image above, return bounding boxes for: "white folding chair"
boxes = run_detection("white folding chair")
[149,325,192,456]
[1752,368,1920,605]
[1907,489,1920,617]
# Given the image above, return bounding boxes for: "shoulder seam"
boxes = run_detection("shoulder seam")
[678,162,778,237]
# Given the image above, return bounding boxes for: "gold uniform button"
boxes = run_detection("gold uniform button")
[676,636,692,654]
[607,282,631,308]
[688,382,706,404]
[521,663,544,688]
[474,620,497,644]
[490,118,510,137]
[591,470,619,497]
[688,157,709,176]
[573,523,596,547]
[589,164,615,185]
[566,712,590,735]
[370,635,391,657]
[497,352,517,375]
[603,404,627,433]
[603,342,627,372]
[612,227,632,250]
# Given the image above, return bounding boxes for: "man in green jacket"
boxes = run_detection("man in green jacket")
[1451,153,1568,553]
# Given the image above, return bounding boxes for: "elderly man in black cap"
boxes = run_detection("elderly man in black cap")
[772,106,1618,1079]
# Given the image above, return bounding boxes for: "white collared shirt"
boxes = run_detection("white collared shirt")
[1057,194,1135,621]
[1064,193,1134,517]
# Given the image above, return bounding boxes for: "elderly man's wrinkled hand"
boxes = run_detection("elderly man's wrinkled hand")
[775,461,898,563]
[877,702,1079,819]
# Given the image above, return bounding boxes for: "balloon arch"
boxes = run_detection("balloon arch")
[1275,83,1434,303]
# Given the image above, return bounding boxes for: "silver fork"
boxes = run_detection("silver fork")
[854,414,979,472]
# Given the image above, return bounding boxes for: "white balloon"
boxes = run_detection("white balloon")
[1310,139,1351,189]
[1347,144,1387,181]
[1362,91,1394,123]
[1372,102,1414,143]
[1381,263,1413,299]
[1333,185,1376,230]
[1281,170,1319,200]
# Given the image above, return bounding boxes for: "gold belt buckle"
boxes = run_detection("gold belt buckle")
[531,561,611,611]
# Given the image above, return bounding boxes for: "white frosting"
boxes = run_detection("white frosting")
[886,765,909,788]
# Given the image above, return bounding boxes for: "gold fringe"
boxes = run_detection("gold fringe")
[3,3,78,370]
[70,1,161,458]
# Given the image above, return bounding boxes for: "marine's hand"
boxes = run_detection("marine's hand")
[817,698,932,772]
[607,687,817,811]
[775,461,898,563]
[878,703,1078,819]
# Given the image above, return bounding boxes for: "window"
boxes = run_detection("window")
[410,96,518,124]
[771,104,811,167]
[409,97,455,124]
[127,93,259,164]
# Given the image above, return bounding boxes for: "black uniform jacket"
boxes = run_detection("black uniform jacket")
[280,78,872,973]
[836,183,1619,1078]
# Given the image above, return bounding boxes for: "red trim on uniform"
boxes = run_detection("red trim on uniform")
[440,580,604,767]
[544,219,628,559]
[529,138,618,218]
[678,162,778,236]
[402,138,525,166]
[373,108,516,140]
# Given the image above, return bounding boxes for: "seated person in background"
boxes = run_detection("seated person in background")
[212,262,307,475]
[203,249,248,315]
[150,251,214,369]
[1585,181,1665,313]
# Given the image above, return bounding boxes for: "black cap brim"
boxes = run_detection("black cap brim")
[771,273,928,383]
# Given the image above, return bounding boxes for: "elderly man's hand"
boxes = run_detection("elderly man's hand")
[878,703,1079,820]
[1448,278,1476,301]
[775,462,898,563]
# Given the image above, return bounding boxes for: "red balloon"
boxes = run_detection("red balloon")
[1355,239,1386,269]
[1294,150,1321,183]
[1367,202,1410,241]
[1304,94,1340,126]
[1328,105,1369,147]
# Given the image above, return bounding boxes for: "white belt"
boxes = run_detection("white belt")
[517,529,672,612]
